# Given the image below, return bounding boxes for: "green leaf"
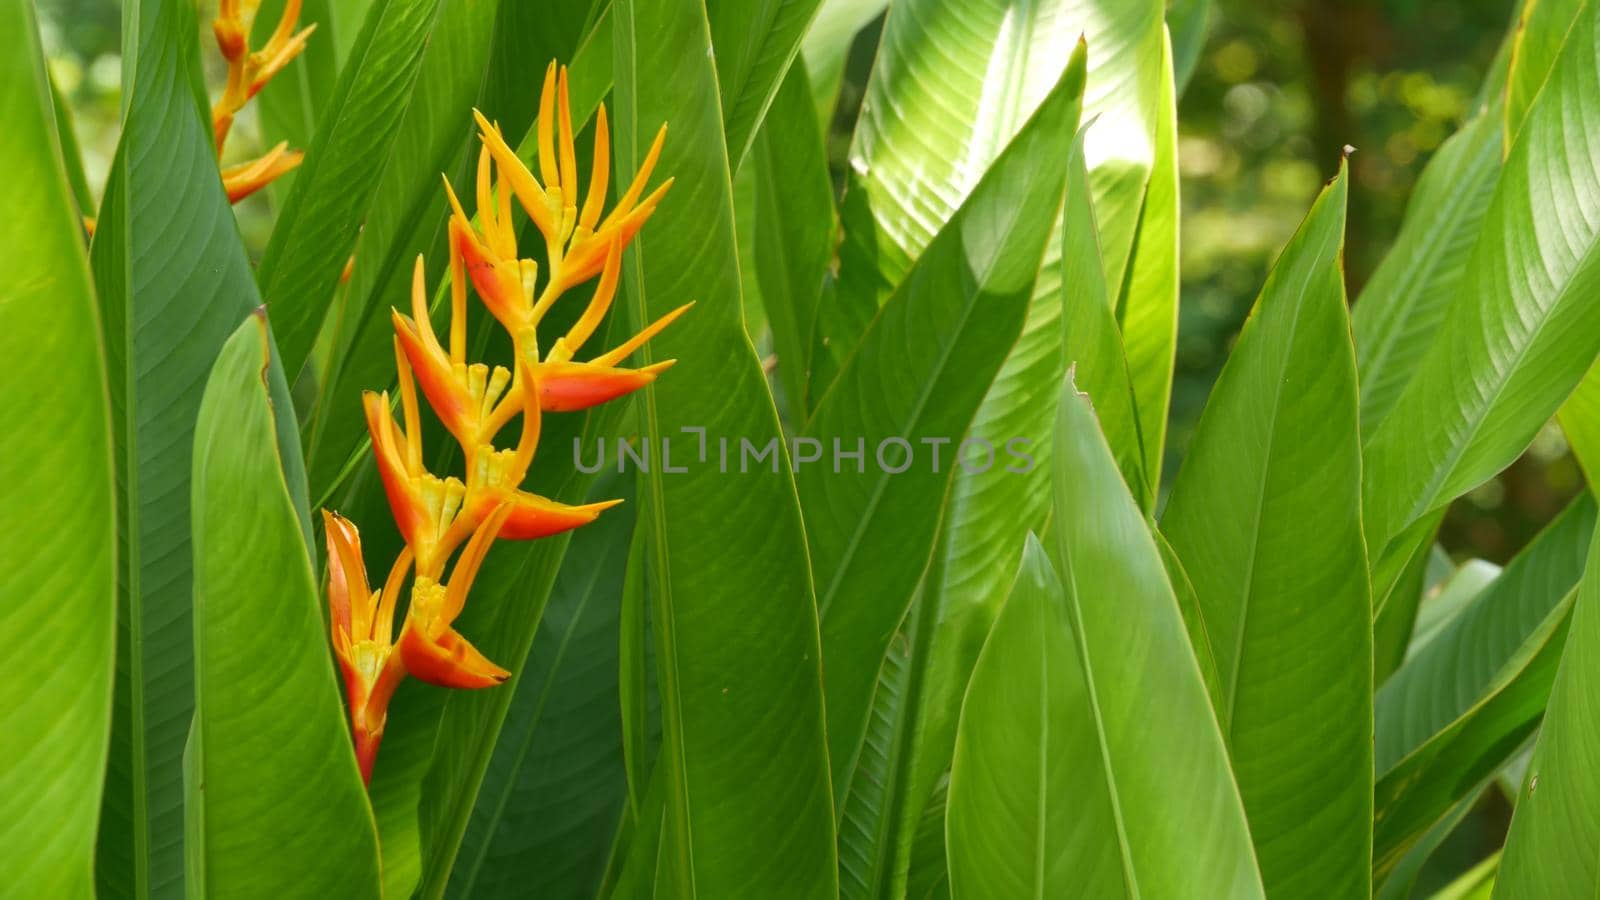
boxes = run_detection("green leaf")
[1061,130,1150,500]
[1114,32,1181,497]
[607,0,842,894]
[806,46,1087,816]
[1161,164,1371,897]
[1440,852,1501,900]
[747,58,834,421]
[255,0,448,377]
[46,66,94,217]
[1354,111,1503,432]
[707,0,823,168]
[1504,0,1586,145]
[1361,0,1600,560]
[1373,494,1596,877]
[187,314,380,899]
[90,0,284,893]
[1494,521,1600,896]
[1046,380,1265,897]
[808,0,1167,407]
[833,118,1140,900]
[946,537,1127,897]
[0,4,116,893]
[1559,358,1600,486]
[444,483,637,899]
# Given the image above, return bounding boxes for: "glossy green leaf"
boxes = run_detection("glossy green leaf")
[1494,517,1600,896]
[256,0,447,377]
[1373,494,1596,876]
[1114,32,1180,496]
[707,0,823,168]
[0,4,116,892]
[946,537,1126,897]
[444,484,636,899]
[1442,853,1501,900]
[1559,358,1600,486]
[46,66,94,216]
[805,47,1087,815]
[1373,516,1447,683]
[1504,0,1586,146]
[186,314,379,898]
[747,58,834,420]
[1047,380,1265,897]
[610,0,840,893]
[808,0,1165,405]
[1354,111,1503,432]
[90,0,282,893]
[834,118,1140,900]
[1361,0,1600,559]
[1162,164,1371,897]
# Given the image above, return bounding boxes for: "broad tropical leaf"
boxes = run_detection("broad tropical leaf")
[946,537,1128,897]
[1162,164,1371,897]
[1353,111,1503,432]
[0,5,116,892]
[799,0,889,125]
[91,0,283,893]
[1494,514,1600,896]
[805,47,1087,817]
[610,0,840,893]
[747,58,834,420]
[1373,494,1596,876]
[1362,0,1600,562]
[808,0,1166,405]
[707,0,824,168]
[1040,380,1265,896]
[186,313,380,898]
[1504,0,1586,146]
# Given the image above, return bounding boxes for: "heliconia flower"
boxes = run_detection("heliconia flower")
[221,141,303,203]
[328,59,681,785]
[323,510,409,784]
[396,504,513,689]
[211,0,314,190]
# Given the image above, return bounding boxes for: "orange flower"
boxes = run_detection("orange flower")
[323,511,408,783]
[324,59,686,784]
[211,0,314,199]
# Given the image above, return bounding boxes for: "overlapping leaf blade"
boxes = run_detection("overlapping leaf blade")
[186,314,380,899]
[805,47,1087,822]
[1373,495,1596,876]
[255,0,447,377]
[1161,166,1371,897]
[90,0,281,893]
[1042,381,1264,897]
[807,0,1165,405]
[706,0,823,168]
[946,537,1126,897]
[0,5,116,893]
[1362,0,1600,560]
[611,0,839,893]
[1494,509,1600,896]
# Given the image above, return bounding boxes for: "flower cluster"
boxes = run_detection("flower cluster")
[211,0,315,202]
[323,62,689,783]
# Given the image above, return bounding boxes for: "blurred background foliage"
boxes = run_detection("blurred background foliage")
[41,0,1580,567]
